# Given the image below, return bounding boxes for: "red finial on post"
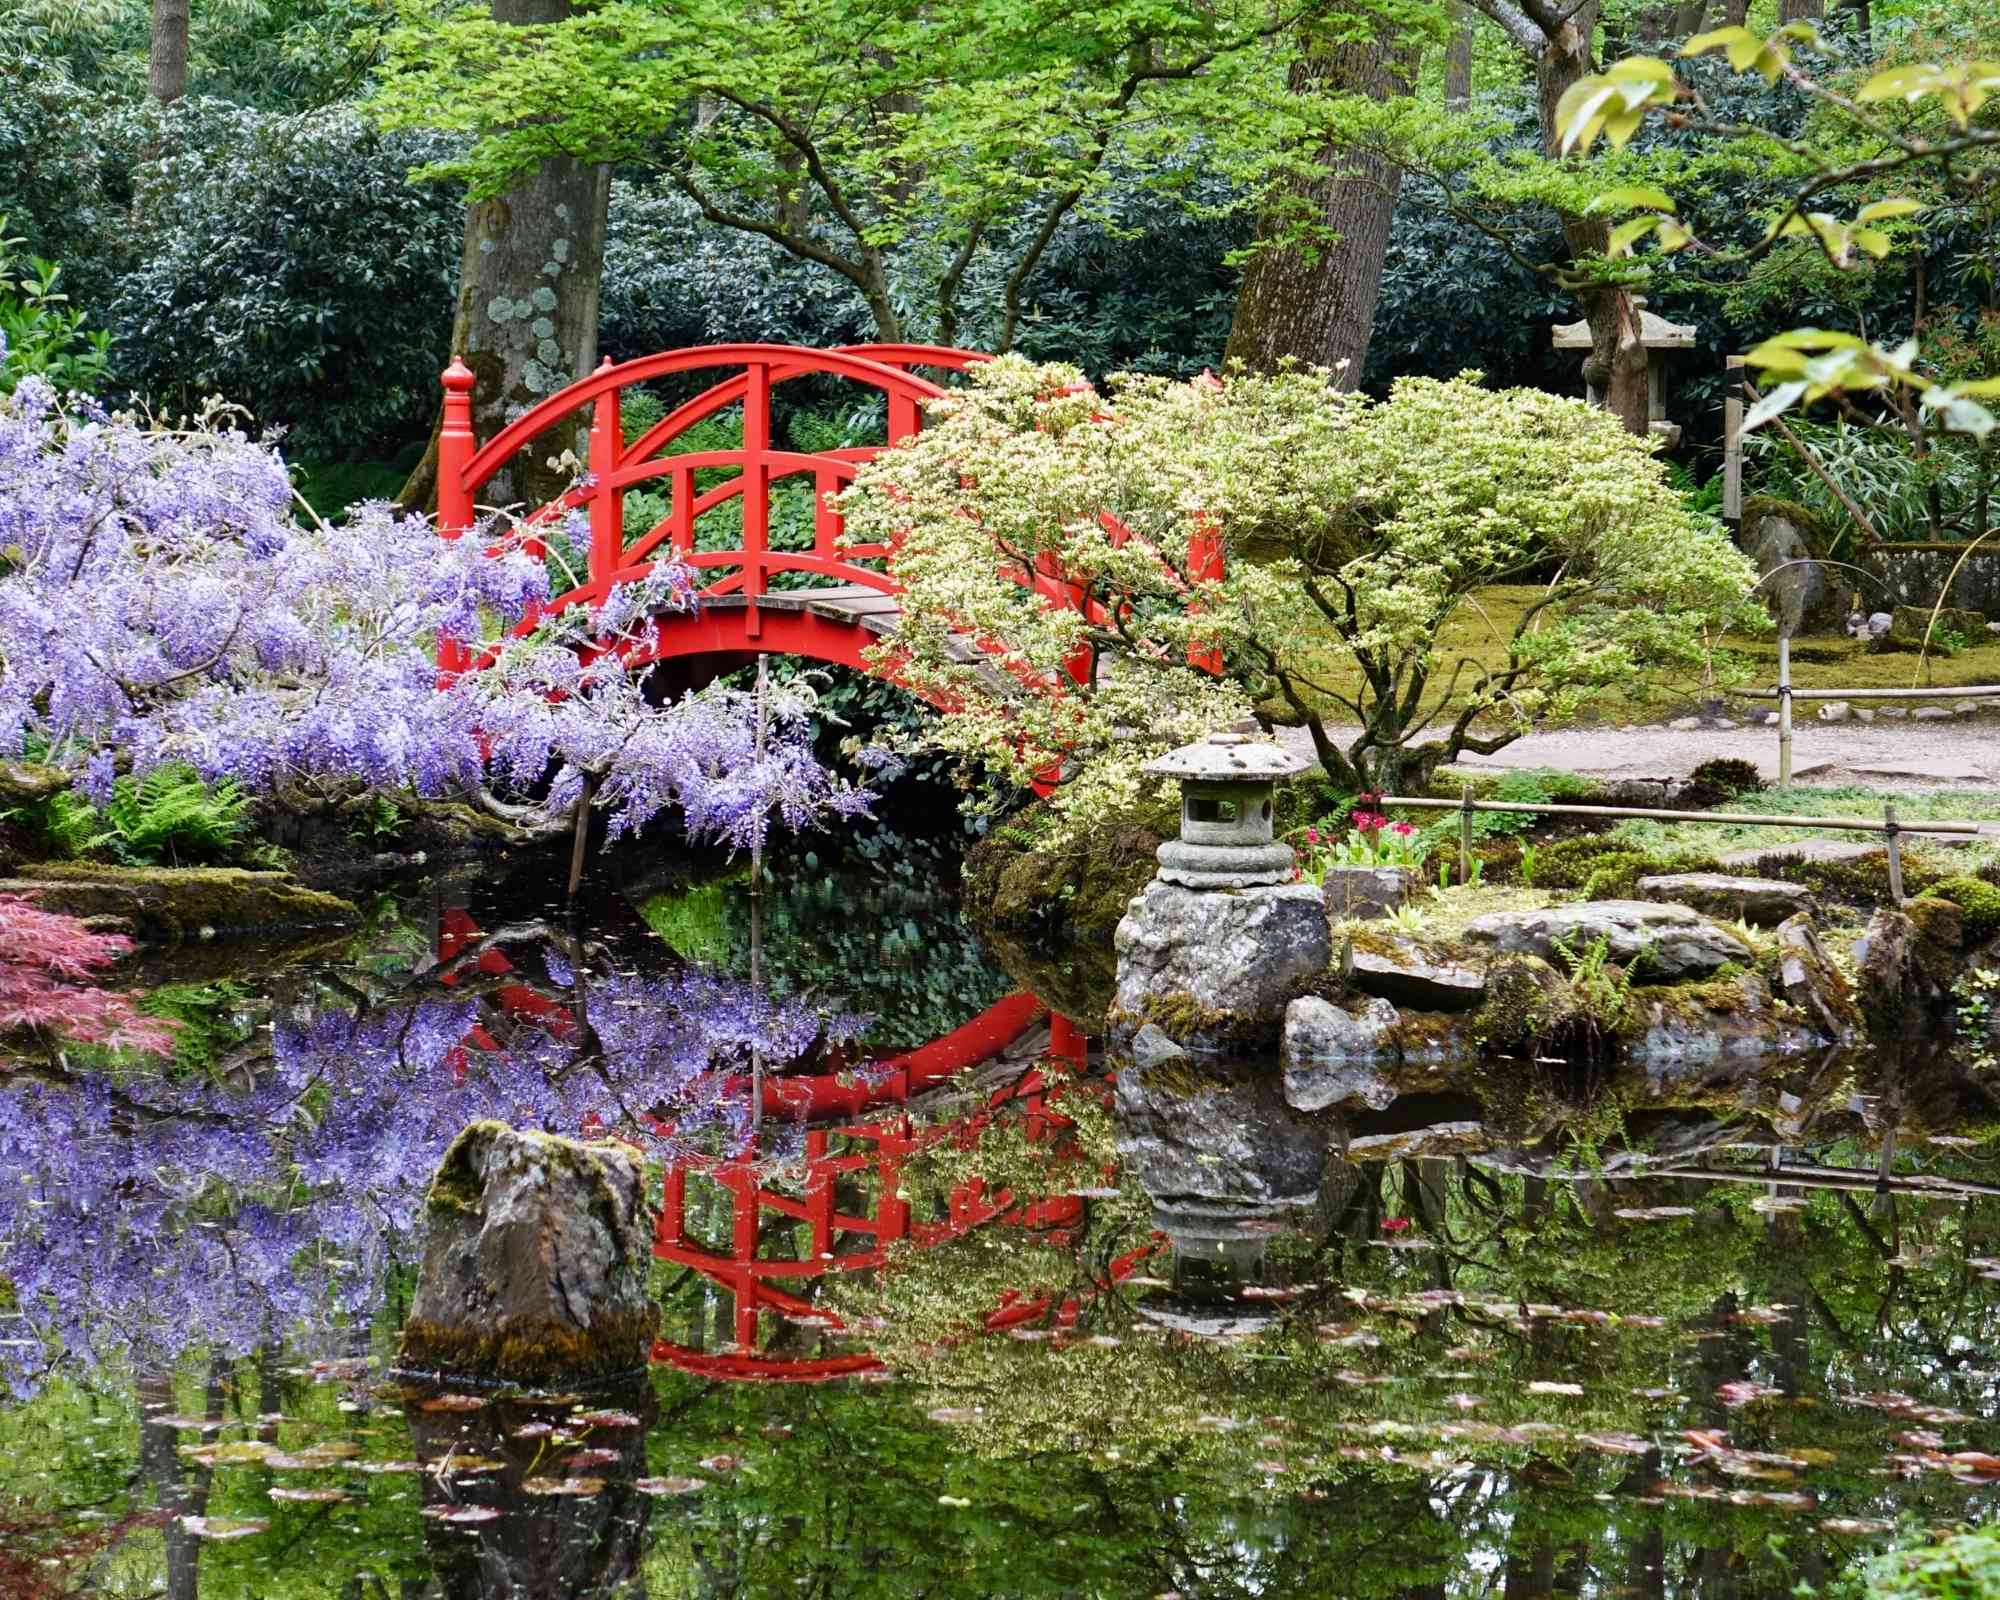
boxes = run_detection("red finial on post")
[437,356,477,543]
[587,356,623,591]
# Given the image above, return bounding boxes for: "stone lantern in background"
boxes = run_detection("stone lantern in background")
[1143,729,1312,889]
[1551,299,1697,449]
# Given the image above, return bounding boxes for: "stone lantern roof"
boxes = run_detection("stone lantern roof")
[1142,730,1311,782]
[1549,307,1697,350]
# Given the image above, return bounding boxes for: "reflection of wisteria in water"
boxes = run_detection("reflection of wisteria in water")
[0,951,866,1398]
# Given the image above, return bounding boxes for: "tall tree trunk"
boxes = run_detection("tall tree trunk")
[1723,0,1750,24]
[1533,8,1653,437]
[1779,0,1824,18]
[1224,8,1416,385]
[1673,0,1710,32]
[398,0,612,514]
[1445,2,1475,105]
[148,0,189,102]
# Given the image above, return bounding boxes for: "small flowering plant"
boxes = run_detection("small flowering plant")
[1292,805,1429,882]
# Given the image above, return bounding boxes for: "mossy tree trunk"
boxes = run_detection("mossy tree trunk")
[1224,7,1416,383]
[399,0,612,515]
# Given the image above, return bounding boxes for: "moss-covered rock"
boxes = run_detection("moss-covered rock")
[962,794,1178,1028]
[0,863,358,940]
[1852,900,1962,1040]
[1879,603,1990,653]
[398,1122,658,1387]
[1919,876,2000,947]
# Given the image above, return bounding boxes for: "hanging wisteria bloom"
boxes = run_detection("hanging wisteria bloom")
[0,374,882,849]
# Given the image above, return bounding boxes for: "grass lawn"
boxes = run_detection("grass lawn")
[1276,583,2000,731]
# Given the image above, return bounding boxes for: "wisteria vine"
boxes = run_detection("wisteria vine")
[0,375,881,852]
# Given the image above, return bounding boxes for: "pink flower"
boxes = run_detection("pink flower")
[1381,1217,1411,1235]
[1390,821,1415,837]
[1351,811,1385,833]
[1305,827,1320,845]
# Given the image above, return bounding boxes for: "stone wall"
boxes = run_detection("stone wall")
[1860,547,2000,616]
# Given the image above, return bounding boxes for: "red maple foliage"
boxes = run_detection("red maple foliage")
[0,893,175,1057]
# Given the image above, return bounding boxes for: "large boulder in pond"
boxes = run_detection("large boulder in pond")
[1851,900,1962,1041]
[1461,900,1751,981]
[399,1123,658,1386]
[1111,879,1330,1050]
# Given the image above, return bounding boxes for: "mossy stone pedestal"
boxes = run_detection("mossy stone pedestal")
[398,1122,658,1387]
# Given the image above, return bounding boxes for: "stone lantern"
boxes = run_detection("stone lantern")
[1143,729,1311,890]
[1551,299,1697,449]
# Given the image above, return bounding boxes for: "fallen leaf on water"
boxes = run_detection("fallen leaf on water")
[512,1423,557,1440]
[356,1460,423,1475]
[1821,1517,1898,1535]
[636,1476,705,1496]
[1613,1206,1696,1221]
[421,1504,503,1524]
[566,1448,621,1469]
[699,1455,741,1473]
[1527,1382,1584,1397]
[179,1517,268,1540]
[268,1487,348,1504]
[147,1414,225,1432]
[938,1494,971,1507]
[181,1441,276,1467]
[428,1456,506,1477]
[576,1410,642,1429]
[1253,1460,1288,1474]
[928,1407,980,1424]
[1717,1381,1783,1408]
[1895,1430,1947,1450]
[1730,1305,1792,1326]
[760,1424,794,1440]
[417,1394,488,1413]
[523,1476,604,1496]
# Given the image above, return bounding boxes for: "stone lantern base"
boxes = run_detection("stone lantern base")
[1156,839,1295,889]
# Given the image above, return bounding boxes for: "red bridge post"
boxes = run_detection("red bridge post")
[436,357,478,681]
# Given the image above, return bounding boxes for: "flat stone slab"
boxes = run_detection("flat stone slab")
[1717,838,1883,869]
[1636,872,1818,928]
[2,863,359,940]
[1461,899,1752,980]
[1347,934,1486,1010]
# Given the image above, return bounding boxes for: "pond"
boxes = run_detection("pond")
[5,833,2000,1597]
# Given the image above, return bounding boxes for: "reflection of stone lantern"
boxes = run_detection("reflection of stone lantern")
[1143,729,1311,890]
[1551,299,1697,449]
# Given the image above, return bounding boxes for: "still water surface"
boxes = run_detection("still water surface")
[4,838,2000,1596]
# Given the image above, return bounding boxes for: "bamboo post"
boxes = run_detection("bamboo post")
[1777,633,1793,787]
[1723,354,1744,536]
[1884,800,1904,905]
[1459,783,1474,885]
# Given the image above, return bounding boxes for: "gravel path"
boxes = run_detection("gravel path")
[1273,715,2000,791]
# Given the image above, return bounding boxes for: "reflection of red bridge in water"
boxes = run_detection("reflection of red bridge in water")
[434,342,1226,685]
[438,910,1131,1383]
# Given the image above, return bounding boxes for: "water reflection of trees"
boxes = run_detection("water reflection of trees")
[0,921,858,1397]
[735,1050,2000,1597]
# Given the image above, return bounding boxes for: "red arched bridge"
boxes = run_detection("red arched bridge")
[435,343,1225,684]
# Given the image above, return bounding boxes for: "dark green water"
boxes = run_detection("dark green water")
[5,838,2000,1597]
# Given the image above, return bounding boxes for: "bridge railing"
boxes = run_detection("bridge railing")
[435,344,977,638]
[434,342,1227,673]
